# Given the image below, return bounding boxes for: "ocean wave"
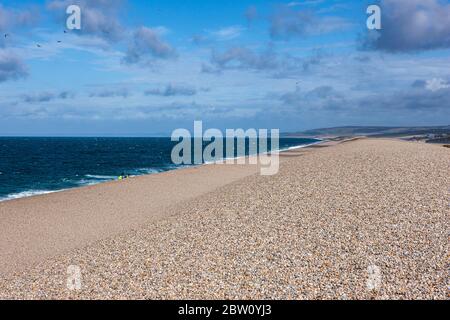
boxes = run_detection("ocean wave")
[0,190,59,202]
[281,140,323,151]
[85,174,117,180]
[131,168,166,175]
[75,179,104,186]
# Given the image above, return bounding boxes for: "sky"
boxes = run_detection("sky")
[0,0,449,136]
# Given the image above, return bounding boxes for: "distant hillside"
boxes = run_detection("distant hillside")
[285,126,450,138]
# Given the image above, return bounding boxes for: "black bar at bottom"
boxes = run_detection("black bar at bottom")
[0,300,444,318]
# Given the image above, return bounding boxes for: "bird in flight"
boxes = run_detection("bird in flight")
[36,44,42,48]
[4,33,9,38]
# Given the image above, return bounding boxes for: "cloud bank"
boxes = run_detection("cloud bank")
[270,5,351,39]
[145,84,197,97]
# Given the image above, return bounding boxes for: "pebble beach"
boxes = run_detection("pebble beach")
[0,138,448,299]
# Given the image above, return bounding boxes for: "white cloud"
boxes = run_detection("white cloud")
[210,26,245,41]
[0,49,28,82]
[425,78,450,92]
[123,27,177,65]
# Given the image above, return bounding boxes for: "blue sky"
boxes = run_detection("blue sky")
[0,0,449,136]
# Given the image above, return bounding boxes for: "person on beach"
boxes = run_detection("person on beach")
[118,173,130,180]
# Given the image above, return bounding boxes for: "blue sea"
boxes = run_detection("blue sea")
[0,137,319,201]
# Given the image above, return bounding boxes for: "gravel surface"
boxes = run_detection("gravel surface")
[0,139,448,299]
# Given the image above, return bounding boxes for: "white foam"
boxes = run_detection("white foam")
[0,190,59,202]
[281,140,324,151]
[134,168,166,174]
[85,174,117,180]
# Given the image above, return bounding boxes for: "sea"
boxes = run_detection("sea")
[0,137,319,201]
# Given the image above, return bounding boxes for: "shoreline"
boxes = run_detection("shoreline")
[0,139,324,203]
